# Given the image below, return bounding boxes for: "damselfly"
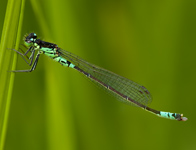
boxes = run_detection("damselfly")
[11,33,187,121]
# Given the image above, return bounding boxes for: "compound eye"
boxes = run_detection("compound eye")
[28,33,37,39]
[33,33,37,38]
[25,33,38,43]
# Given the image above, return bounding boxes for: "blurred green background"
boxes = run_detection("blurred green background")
[0,0,195,150]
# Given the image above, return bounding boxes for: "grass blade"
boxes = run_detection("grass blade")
[0,0,25,149]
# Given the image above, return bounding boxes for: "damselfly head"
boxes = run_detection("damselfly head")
[24,33,37,47]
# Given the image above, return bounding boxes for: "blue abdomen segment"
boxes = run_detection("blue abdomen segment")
[159,111,187,121]
[160,111,177,120]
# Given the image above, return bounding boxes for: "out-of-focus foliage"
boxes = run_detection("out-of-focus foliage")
[0,0,195,150]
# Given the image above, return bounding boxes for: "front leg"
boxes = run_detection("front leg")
[10,53,40,73]
[8,47,33,66]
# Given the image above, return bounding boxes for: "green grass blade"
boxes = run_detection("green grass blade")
[0,0,25,150]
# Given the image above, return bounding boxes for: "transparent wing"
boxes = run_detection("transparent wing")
[58,48,152,106]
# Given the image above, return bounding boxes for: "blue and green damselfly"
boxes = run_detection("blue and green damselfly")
[11,33,187,121]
